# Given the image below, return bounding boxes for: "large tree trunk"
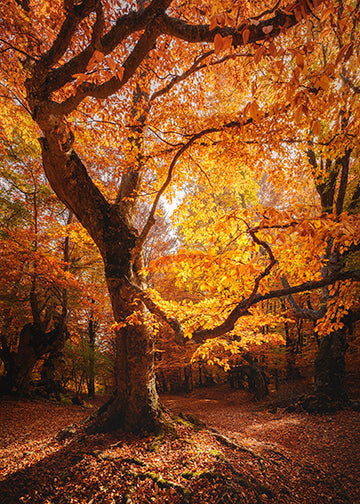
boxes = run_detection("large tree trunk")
[88,271,163,433]
[0,324,64,395]
[38,133,163,433]
[39,327,68,398]
[297,326,349,413]
[314,328,348,402]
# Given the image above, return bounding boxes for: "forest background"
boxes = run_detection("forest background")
[0,0,360,435]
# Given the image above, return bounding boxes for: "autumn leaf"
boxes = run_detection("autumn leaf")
[335,43,353,65]
[254,46,265,64]
[262,25,273,35]
[222,35,233,51]
[214,33,223,55]
[242,28,250,45]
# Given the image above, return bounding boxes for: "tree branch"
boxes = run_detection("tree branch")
[35,0,101,77]
[133,267,360,345]
[47,15,163,116]
[132,115,256,262]
[149,50,213,102]
[149,49,253,103]
[0,39,37,61]
[192,226,277,342]
[192,269,360,343]
[124,277,185,345]
[132,125,221,262]
[162,0,320,45]
[280,275,327,320]
[39,0,322,114]
[38,0,172,98]
[335,148,351,216]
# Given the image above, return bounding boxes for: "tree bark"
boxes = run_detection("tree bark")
[242,364,269,401]
[39,326,68,397]
[90,273,163,433]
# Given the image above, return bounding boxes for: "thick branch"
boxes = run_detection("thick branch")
[15,0,30,12]
[125,253,360,345]
[39,0,321,114]
[162,0,320,45]
[192,269,360,343]
[39,0,172,98]
[35,0,101,78]
[39,137,114,252]
[47,16,163,116]
[280,275,326,320]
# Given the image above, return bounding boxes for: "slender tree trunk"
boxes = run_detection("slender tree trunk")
[38,212,72,397]
[87,312,96,399]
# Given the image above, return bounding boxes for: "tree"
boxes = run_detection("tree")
[145,0,360,407]
[0,132,110,395]
[241,5,360,406]
[0,135,73,394]
[1,0,359,432]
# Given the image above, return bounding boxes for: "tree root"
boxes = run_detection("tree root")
[125,469,191,503]
[169,410,264,464]
[220,457,273,503]
[169,410,207,431]
[146,428,167,453]
[209,429,258,457]
[182,457,273,504]
[208,428,266,472]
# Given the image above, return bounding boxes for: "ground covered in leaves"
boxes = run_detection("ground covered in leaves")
[0,385,359,504]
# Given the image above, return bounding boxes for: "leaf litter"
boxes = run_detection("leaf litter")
[0,387,359,503]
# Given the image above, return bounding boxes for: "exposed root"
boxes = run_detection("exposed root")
[54,423,78,442]
[168,409,207,431]
[182,456,273,504]
[221,458,273,500]
[123,469,191,503]
[208,429,267,476]
[146,428,167,453]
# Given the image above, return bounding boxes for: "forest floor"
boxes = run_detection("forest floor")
[0,384,359,504]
